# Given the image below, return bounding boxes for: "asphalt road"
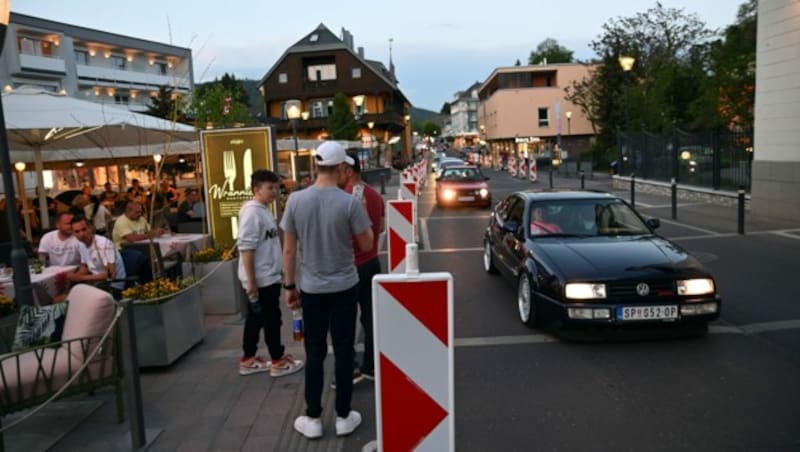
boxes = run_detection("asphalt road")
[344,167,800,452]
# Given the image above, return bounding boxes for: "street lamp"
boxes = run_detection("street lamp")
[286,99,302,182]
[618,55,635,131]
[565,111,572,136]
[0,2,34,307]
[352,95,365,119]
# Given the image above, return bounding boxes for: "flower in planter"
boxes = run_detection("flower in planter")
[0,292,16,318]
[122,277,196,303]
[192,245,236,263]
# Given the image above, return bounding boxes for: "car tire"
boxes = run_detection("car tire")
[483,240,498,274]
[517,273,539,328]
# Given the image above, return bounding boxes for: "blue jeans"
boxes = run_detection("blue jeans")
[301,284,358,418]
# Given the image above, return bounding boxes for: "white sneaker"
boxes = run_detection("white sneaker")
[335,410,362,436]
[271,354,304,377]
[294,415,322,439]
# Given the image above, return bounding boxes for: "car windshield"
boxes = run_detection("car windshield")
[527,199,651,237]
[440,167,483,181]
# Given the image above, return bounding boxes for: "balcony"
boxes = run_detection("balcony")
[18,54,66,74]
[76,65,191,90]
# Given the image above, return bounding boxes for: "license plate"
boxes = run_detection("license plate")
[457,196,475,202]
[617,305,678,321]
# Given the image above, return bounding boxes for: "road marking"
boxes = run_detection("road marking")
[425,215,492,220]
[638,202,708,209]
[769,231,800,241]
[455,334,559,347]
[671,233,740,241]
[420,218,432,250]
[657,218,720,235]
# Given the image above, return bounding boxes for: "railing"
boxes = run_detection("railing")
[617,128,753,191]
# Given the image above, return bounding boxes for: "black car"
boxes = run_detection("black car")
[483,190,720,331]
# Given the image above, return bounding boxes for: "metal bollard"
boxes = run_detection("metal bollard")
[630,174,636,209]
[580,171,585,190]
[119,300,147,449]
[671,178,677,220]
[738,187,745,235]
[380,173,386,195]
[548,167,553,189]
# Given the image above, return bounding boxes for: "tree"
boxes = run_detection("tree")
[327,93,358,140]
[421,121,441,137]
[195,73,250,107]
[190,83,251,129]
[565,2,715,165]
[146,86,184,122]
[440,102,451,115]
[515,59,521,66]
[528,38,574,65]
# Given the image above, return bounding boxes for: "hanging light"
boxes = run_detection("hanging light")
[14,162,26,172]
[75,160,85,167]
[153,154,163,163]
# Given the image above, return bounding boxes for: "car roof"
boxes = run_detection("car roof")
[515,189,619,201]
[441,164,478,170]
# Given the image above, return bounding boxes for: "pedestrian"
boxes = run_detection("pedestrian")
[281,141,373,439]
[237,169,304,378]
[343,152,385,384]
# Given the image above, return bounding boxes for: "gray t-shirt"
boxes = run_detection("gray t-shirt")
[280,185,372,294]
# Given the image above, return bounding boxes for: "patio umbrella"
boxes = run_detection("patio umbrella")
[1,85,197,229]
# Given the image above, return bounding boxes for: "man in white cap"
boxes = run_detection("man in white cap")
[281,141,373,439]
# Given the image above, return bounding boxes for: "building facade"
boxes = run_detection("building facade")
[259,24,411,180]
[447,82,481,148]
[1,13,193,112]
[477,63,595,164]
[751,0,800,221]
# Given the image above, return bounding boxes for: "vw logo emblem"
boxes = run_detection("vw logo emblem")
[636,282,650,296]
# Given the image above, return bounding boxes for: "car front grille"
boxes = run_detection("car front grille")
[607,280,675,300]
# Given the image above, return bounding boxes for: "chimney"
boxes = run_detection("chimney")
[341,28,354,49]
[358,46,364,58]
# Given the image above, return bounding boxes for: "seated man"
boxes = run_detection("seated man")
[530,206,563,235]
[38,212,82,267]
[112,201,166,249]
[177,188,202,223]
[68,216,127,296]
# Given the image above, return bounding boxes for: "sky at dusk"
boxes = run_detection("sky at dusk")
[13,0,744,111]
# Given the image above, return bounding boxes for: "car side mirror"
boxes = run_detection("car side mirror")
[646,218,661,229]
[502,220,519,234]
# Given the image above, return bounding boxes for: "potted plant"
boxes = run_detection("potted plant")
[0,291,18,354]
[182,245,244,314]
[122,277,205,367]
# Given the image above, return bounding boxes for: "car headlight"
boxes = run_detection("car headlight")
[565,283,606,299]
[677,278,715,296]
[443,189,456,200]
[479,188,489,198]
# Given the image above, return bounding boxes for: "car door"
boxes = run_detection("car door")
[496,196,525,277]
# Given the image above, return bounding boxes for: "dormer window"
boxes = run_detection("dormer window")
[310,33,318,42]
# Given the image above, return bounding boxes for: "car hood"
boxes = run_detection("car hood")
[533,236,707,280]
[438,180,487,189]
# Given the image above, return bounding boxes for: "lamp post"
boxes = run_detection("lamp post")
[618,55,635,131]
[0,2,34,307]
[565,111,572,136]
[286,99,302,182]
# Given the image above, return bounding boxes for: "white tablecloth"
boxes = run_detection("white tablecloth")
[1,265,76,306]
[133,233,209,261]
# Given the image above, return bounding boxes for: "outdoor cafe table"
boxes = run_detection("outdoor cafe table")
[132,233,209,262]
[1,265,76,306]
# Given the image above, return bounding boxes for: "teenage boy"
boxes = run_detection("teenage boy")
[238,169,303,378]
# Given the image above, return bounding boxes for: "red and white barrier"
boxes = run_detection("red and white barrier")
[508,157,518,177]
[386,200,415,273]
[529,158,538,183]
[373,244,454,452]
[518,158,528,179]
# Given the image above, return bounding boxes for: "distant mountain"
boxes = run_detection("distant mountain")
[410,106,442,125]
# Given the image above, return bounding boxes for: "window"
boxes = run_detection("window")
[75,50,88,65]
[112,56,126,70]
[310,98,333,118]
[17,36,53,56]
[310,33,319,42]
[307,64,336,81]
[157,62,167,75]
[114,94,129,105]
[538,108,549,127]
[352,67,361,79]
[278,72,287,83]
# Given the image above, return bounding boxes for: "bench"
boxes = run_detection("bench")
[0,284,124,443]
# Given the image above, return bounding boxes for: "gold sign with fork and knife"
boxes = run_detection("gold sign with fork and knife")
[200,127,277,246]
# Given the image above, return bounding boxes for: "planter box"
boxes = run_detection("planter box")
[182,258,243,315]
[133,283,205,367]
[0,313,19,354]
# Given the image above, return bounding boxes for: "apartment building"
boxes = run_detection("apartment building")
[478,63,595,162]
[446,81,482,148]
[1,13,193,112]
[259,24,411,176]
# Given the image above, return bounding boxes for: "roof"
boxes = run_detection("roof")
[259,23,408,104]
[516,190,617,201]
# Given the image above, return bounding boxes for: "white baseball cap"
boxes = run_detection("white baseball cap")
[314,141,354,166]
